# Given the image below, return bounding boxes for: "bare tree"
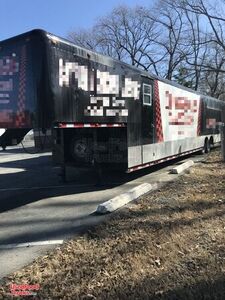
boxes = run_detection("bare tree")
[183,10,206,89]
[68,4,185,76]
[67,0,225,99]
[95,6,159,69]
[141,0,188,79]
[174,0,225,69]
[68,28,98,50]
[199,43,225,98]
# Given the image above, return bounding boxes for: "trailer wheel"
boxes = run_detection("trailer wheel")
[202,139,210,154]
[209,136,214,149]
[70,138,92,163]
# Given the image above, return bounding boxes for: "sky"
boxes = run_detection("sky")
[0,0,151,41]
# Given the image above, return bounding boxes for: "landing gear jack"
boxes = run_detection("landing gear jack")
[92,159,103,186]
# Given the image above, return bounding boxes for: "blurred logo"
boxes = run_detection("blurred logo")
[10,283,40,296]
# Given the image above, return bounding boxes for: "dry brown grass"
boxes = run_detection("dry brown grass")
[0,149,225,299]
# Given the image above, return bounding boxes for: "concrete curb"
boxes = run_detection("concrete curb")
[170,160,194,174]
[96,183,154,214]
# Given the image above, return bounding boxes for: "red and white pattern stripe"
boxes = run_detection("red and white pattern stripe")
[197,99,202,135]
[56,123,126,128]
[154,80,164,142]
[15,46,27,127]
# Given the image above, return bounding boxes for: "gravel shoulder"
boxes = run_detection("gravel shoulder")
[0,149,225,299]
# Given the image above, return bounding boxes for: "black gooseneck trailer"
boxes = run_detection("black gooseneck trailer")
[0,29,224,173]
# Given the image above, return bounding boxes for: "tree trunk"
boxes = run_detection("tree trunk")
[221,105,225,161]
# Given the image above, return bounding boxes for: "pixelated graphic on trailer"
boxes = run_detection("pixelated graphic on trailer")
[59,59,141,117]
[0,54,19,123]
[159,81,200,141]
[0,46,28,127]
[206,118,217,129]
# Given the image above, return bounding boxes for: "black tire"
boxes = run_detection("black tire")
[209,137,214,150]
[202,139,210,154]
[70,137,93,163]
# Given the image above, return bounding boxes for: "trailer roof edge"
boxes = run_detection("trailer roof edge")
[0,29,224,104]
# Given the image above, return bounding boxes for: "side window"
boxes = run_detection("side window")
[143,84,152,106]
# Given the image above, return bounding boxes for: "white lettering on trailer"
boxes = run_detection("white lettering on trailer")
[96,70,119,94]
[59,58,88,90]
[122,77,140,100]
[58,59,141,118]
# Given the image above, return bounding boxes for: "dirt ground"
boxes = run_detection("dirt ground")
[0,149,225,299]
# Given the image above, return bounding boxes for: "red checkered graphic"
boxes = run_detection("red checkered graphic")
[197,99,202,135]
[154,80,164,142]
[15,46,27,127]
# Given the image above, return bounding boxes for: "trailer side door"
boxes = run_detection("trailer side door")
[141,76,154,146]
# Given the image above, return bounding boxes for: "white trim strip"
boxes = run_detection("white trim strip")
[55,123,126,128]
[0,240,64,249]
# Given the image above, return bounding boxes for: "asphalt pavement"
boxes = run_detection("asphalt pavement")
[0,143,205,279]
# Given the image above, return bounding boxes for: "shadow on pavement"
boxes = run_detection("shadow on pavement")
[0,146,203,214]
